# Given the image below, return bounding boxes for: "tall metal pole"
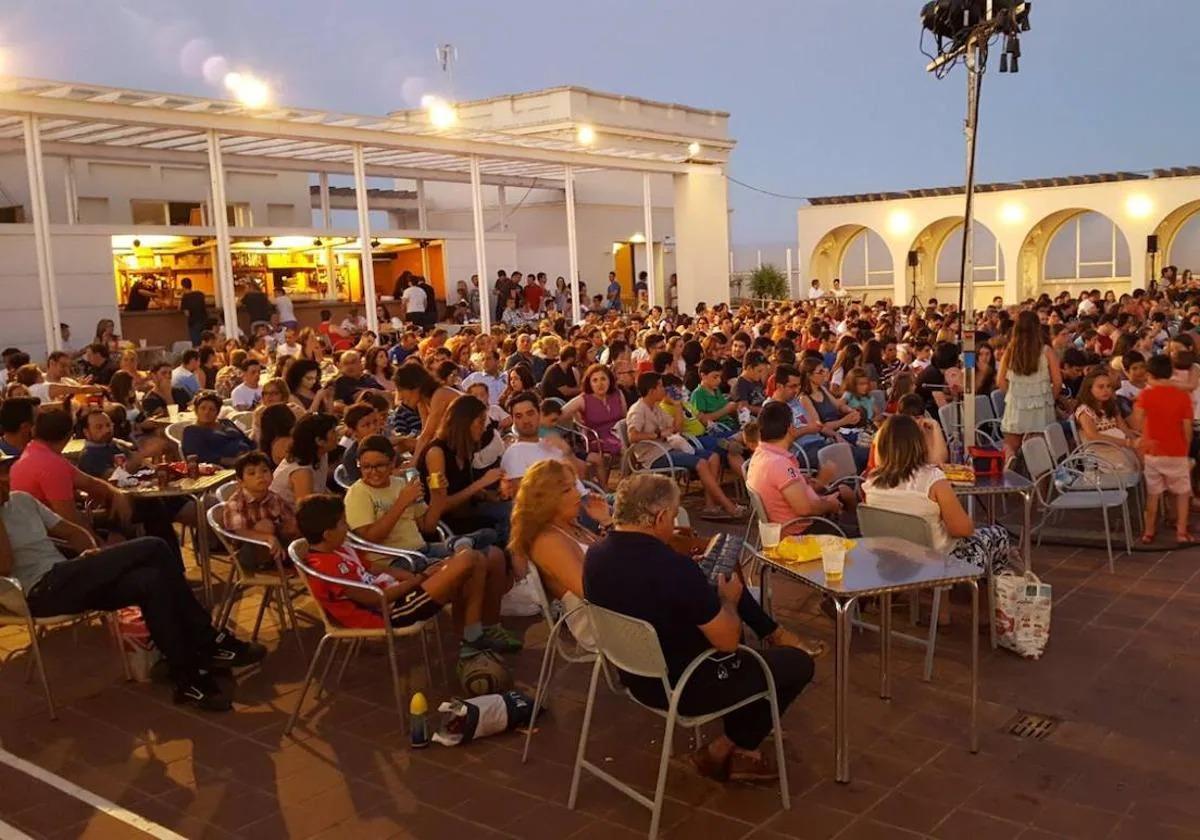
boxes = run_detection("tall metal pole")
[63,157,79,225]
[22,115,61,355]
[205,129,238,340]
[318,171,332,230]
[497,185,508,232]
[565,164,581,324]
[642,173,656,309]
[352,143,379,333]
[416,179,428,231]
[469,155,491,331]
[959,36,984,461]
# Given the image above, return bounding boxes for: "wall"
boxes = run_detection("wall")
[673,168,731,312]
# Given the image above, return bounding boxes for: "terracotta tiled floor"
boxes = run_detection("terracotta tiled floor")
[3,513,1200,839]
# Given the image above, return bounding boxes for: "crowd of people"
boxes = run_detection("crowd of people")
[0,262,1197,780]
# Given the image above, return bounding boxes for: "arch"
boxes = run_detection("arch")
[1155,199,1200,273]
[905,216,1004,305]
[808,224,893,288]
[1018,208,1131,301]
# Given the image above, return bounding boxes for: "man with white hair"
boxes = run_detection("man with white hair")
[583,474,815,783]
[461,350,505,405]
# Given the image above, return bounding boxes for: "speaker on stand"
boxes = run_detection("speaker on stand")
[1147,234,1159,295]
[907,250,922,310]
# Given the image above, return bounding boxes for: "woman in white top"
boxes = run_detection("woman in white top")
[863,415,1010,622]
[270,413,336,506]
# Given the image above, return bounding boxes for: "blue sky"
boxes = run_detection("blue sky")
[5,0,1197,250]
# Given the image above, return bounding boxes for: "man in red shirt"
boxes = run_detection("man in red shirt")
[1132,355,1195,543]
[523,273,545,312]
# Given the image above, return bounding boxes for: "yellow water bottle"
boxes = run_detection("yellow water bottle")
[410,692,430,748]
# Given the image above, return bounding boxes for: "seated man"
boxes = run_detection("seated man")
[230,358,263,410]
[299,493,517,662]
[141,362,187,421]
[0,458,264,711]
[746,402,855,535]
[182,391,256,467]
[0,396,37,457]
[329,350,380,409]
[223,451,299,570]
[766,363,829,471]
[171,350,202,399]
[583,474,815,782]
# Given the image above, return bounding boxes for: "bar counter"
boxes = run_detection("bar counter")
[118,300,365,349]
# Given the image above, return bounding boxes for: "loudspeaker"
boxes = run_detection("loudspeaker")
[1147,234,1159,254]
[907,250,920,267]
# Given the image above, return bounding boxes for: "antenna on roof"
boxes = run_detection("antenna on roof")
[435,44,458,92]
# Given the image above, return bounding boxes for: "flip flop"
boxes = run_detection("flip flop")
[1139,533,1157,545]
[1176,533,1200,546]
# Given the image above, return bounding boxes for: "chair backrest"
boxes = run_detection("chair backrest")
[1042,422,1070,463]
[856,503,935,548]
[1021,436,1055,483]
[674,506,691,530]
[937,401,962,441]
[870,389,887,418]
[614,419,630,448]
[214,481,238,503]
[166,421,189,450]
[170,340,192,356]
[333,463,353,491]
[745,483,769,524]
[991,389,1006,422]
[229,411,255,434]
[586,603,669,681]
[523,563,557,631]
[287,538,343,635]
[817,442,857,482]
[975,394,995,423]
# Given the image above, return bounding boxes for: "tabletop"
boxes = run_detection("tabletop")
[117,469,234,498]
[758,536,983,598]
[952,470,1033,496]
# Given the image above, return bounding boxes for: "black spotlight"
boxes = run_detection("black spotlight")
[370,238,381,249]
[313,237,323,247]
[131,238,141,248]
[262,237,273,247]
[192,237,204,247]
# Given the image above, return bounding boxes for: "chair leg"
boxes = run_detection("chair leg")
[419,623,434,688]
[767,681,791,810]
[271,587,289,639]
[568,657,604,810]
[1101,504,1114,573]
[215,579,240,632]
[106,613,133,681]
[284,633,331,736]
[522,625,562,763]
[251,589,271,641]
[648,709,680,839]
[330,639,359,694]
[24,620,56,720]
[987,561,998,651]
[1120,499,1133,557]
[316,637,342,698]
[384,631,407,736]
[281,590,306,659]
[923,588,942,682]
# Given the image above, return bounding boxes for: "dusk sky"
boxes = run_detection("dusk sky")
[5,0,1197,252]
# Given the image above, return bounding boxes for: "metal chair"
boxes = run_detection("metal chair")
[568,603,789,838]
[284,539,443,737]
[1022,436,1132,572]
[207,503,307,655]
[165,421,189,451]
[0,577,129,720]
[333,463,354,491]
[614,419,689,484]
[869,389,887,418]
[170,340,193,356]
[939,400,1002,451]
[229,411,255,434]
[990,389,1006,424]
[816,442,864,493]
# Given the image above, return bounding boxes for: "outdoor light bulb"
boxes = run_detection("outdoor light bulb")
[577,125,596,145]
[999,202,1026,225]
[236,76,270,109]
[1126,194,1154,219]
[630,233,646,244]
[422,96,457,129]
[223,72,242,91]
[687,141,701,157]
[886,210,914,236]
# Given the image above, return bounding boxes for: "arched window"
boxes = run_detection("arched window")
[839,228,893,287]
[1168,210,1200,271]
[937,223,1003,284]
[1044,211,1131,280]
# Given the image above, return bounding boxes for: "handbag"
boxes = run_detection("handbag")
[993,570,1051,659]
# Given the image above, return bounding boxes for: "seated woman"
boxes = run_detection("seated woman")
[1074,369,1139,471]
[559,363,626,488]
[270,412,337,506]
[285,359,334,415]
[417,394,511,540]
[257,404,296,469]
[863,415,1011,623]
[798,357,868,471]
[181,391,256,467]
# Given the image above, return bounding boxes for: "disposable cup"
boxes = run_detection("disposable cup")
[758,521,782,551]
[167,404,180,420]
[821,544,846,580]
[139,338,147,348]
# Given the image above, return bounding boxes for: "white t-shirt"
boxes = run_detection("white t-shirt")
[808,286,824,300]
[273,294,296,323]
[402,285,428,314]
[230,383,262,410]
[863,464,953,553]
[276,341,301,359]
[500,439,585,493]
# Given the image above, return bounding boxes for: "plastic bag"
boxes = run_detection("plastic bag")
[117,606,161,682]
[993,570,1051,659]
[431,690,534,746]
[500,572,542,617]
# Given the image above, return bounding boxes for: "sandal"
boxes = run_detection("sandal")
[766,627,829,658]
[699,507,733,522]
[1139,532,1157,545]
[1176,533,1200,545]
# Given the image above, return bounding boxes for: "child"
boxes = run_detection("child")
[690,358,740,433]
[538,399,564,439]
[842,367,876,428]
[339,403,382,483]
[468,382,511,433]
[298,492,514,657]
[1116,354,1147,407]
[223,451,300,569]
[230,358,263,410]
[1074,370,1138,471]
[1132,355,1195,544]
[886,371,916,414]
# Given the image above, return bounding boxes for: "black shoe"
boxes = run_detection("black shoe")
[174,671,233,712]
[208,630,267,670]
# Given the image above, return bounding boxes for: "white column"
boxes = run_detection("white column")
[642,173,657,309]
[416,179,428,231]
[469,155,491,331]
[205,129,238,338]
[352,143,379,333]
[318,171,331,230]
[420,240,432,279]
[565,165,581,323]
[756,249,763,270]
[785,248,794,296]
[497,185,508,232]
[63,157,79,225]
[22,115,60,355]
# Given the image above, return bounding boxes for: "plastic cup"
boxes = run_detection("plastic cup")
[166,404,180,420]
[821,544,846,580]
[758,521,782,552]
[139,338,147,348]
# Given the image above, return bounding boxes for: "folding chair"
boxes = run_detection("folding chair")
[568,603,789,838]
[333,463,354,491]
[284,540,443,736]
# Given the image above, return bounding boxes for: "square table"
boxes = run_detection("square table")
[118,469,234,607]
[757,537,984,783]
[953,470,1034,571]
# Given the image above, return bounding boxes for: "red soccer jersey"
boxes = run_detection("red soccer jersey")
[1137,384,1194,457]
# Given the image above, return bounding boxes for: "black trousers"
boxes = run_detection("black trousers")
[627,647,814,751]
[26,537,217,680]
[133,498,186,570]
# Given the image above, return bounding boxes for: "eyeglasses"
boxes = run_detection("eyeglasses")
[358,461,392,472]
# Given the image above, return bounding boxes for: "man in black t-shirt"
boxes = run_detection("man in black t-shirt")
[730,350,768,418]
[329,350,380,407]
[240,283,274,326]
[583,474,814,783]
[79,344,118,387]
[178,277,208,346]
[539,346,580,402]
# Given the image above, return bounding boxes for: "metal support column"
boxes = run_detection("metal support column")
[205,129,238,338]
[469,156,490,331]
[642,173,657,309]
[352,143,379,333]
[416,179,428,231]
[960,37,982,460]
[22,115,60,354]
[565,165,581,324]
[63,157,79,225]
[318,171,331,230]
[497,185,508,232]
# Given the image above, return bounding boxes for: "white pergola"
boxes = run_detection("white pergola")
[0,77,705,352]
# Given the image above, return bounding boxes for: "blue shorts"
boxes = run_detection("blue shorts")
[650,447,714,472]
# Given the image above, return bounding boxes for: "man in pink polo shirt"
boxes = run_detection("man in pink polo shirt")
[746,402,851,535]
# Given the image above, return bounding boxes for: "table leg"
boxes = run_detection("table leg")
[879,592,892,701]
[834,596,856,783]
[969,579,979,754]
[194,492,213,609]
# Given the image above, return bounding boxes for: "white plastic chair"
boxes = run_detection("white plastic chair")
[207,503,307,655]
[568,603,790,838]
[816,442,864,493]
[229,411,255,434]
[284,539,443,737]
[1022,436,1132,572]
[165,420,189,451]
